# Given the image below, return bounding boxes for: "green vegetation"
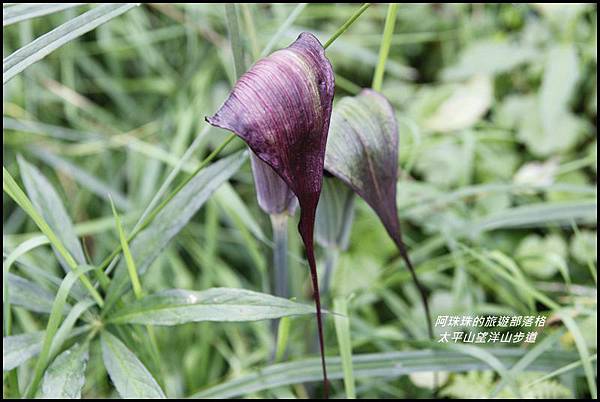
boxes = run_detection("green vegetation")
[3,3,597,399]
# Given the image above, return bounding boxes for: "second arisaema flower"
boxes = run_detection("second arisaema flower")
[206,32,334,396]
[324,89,434,339]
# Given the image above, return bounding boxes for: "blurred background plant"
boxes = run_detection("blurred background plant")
[3,3,597,399]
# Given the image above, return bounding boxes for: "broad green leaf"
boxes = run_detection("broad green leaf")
[515,234,567,279]
[570,230,597,265]
[442,39,538,80]
[104,151,248,311]
[191,348,579,399]
[101,331,166,398]
[109,288,315,325]
[506,95,588,157]
[3,3,86,26]
[39,343,89,399]
[425,75,493,133]
[415,138,469,187]
[539,44,579,126]
[7,273,55,313]
[513,159,559,187]
[3,331,44,371]
[3,3,137,84]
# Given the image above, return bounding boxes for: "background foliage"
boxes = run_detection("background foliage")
[3,3,597,399]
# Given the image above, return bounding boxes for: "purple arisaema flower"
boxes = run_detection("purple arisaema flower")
[250,153,298,216]
[251,153,297,301]
[206,32,334,396]
[324,89,434,337]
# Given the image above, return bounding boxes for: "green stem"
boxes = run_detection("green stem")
[271,214,289,299]
[324,3,371,49]
[372,3,398,91]
[333,297,356,398]
[322,248,339,296]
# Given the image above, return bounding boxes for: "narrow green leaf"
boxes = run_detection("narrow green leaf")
[274,316,291,363]
[109,288,315,325]
[191,348,579,398]
[104,151,248,312]
[30,147,131,210]
[39,343,89,399]
[3,3,87,26]
[3,166,103,307]
[559,311,597,399]
[50,300,95,357]
[214,182,267,243]
[100,331,166,398]
[3,326,89,372]
[467,201,597,234]
[25,265,96,397]
[3,235,52,336]
[3,3,137,84]
[17,156,86,268]
[7,273,56,314]
[110,197,143,299]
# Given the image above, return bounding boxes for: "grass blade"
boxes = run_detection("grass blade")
[333,297,356,398]
[3,166,103,307]
[191,348,579,398]
[323,3,371,49]
[558,310,597,399]
[30,147,131,210]
[3,3,137,84]
[467,201,597,233]
[3,3,86,26]
[25,265,95,397]
[110,197,143,299]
